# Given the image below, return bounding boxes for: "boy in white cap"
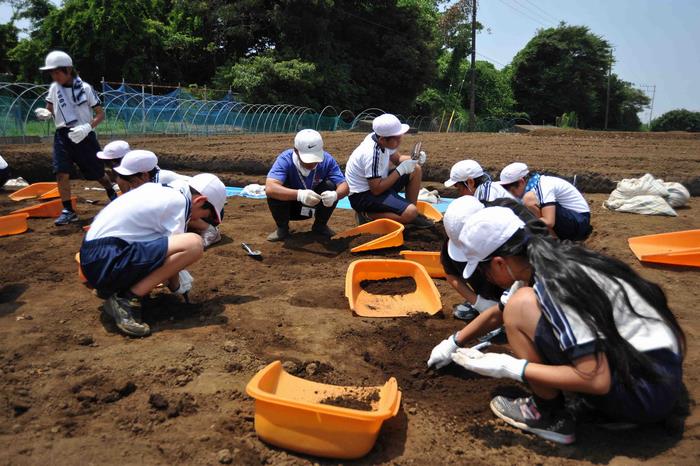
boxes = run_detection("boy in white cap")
[80,173,226,337]
[444,160,513,202]
[265,129,349,241]
[34,50,116,225]
[497,162,591,241]
[345,114,431,227]
[97,139,130,188]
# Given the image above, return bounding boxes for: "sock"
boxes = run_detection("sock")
[533,393,565,412]
[62,200,74,212]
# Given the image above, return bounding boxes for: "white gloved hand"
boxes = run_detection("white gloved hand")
[201,224,221,248]
[474,295,499,312]
[34,108,53,121]
[427,333,460,369]
[68,123,92,144]
[174,270,193,295]
[396,159,418,176]
[501,280,526,306]
[320,190,338,207]
[297,189,321,207]
[451,348,528,382]
[417,150,427,165]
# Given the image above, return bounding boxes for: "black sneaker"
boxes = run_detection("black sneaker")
[490,395,576,444]
[106,189,118,202]
[411,214,434,229]
[104,294,150,337]
[266,226,289,242]
[55,209,79,226]
[355,211,372,226]
[453,302,479,322]
[311,223,336,237]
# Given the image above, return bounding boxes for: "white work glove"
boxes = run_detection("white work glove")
[68,123,92,144]
[396,159,418,176]
[427,333,460,369]
[451,348,528,382]
[34,108,53,121]
[501,280,526,306]
[201,224,221,248]
[417,150,427,165]
[297,189,321,207]
[174,270,193,295]
[474,295,499,312]
[320,190,338,207]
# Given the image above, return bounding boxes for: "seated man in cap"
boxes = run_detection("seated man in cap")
[444,159,513,202]
[345,114,432,227]
[80,173,226,337]
[265,129,349,241]
[497,162,592,241]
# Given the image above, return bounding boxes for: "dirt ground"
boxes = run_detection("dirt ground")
[1,130,699,465]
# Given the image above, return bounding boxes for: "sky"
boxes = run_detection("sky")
[2,0,699,121]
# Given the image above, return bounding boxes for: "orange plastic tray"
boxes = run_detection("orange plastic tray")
[416,201,443,222]
[399,250,446,278]
[10,197,77,218]
[345,259,442,317]
[0,213,29,237]
[39,187,60,200]
[246,361,401,459]
[8,182,58,201]
[628,229,700,268]
[332,218,405,253]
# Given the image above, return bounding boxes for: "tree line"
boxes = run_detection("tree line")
[0,0,693,131]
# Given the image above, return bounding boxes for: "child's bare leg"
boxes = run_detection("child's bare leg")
[57,172,71,201]
[405,164,423,204]
[130,233,203,297]
[367,203,418,224]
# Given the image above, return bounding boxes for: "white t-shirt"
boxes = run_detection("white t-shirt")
[475,180,514,203]
[85,183,190,243]
[531,175,589,213]
[45,80,101,128]
[155,168,190,185]
[345,133,393,194]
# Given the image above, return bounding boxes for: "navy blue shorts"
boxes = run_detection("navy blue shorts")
[534,316,683,423]
[349,172,411,215]
[80,237,168,296]
[551,203,591,241]
[53,128,105,180]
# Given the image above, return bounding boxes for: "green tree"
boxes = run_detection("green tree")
[600,75,650,131]
[0,21,19,78]
[651,109,700,132]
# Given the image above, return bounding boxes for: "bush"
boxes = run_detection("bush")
[651,109,700,132]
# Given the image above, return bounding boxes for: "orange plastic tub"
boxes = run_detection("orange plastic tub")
[399,250,446,278]
[628,229,700,268]
[416,201,443,222]
[10,197,77,218]
[0,213,29,237]
[332,219,405,253]
[345,259,442,317]
[8,182,58,201]
[246,361,401,459]
[39,187,60,200]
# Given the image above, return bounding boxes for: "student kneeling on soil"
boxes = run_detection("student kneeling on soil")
[97,140,130,184]
[444,159,513,203]
[265,129,349,241]
[498,162,592,241]
[34,51,117,225]
[80,173,226,337]
[345,114,432,228]
[435,206,685,444]
[114,150,220,248]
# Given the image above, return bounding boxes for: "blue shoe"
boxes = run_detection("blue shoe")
[54,209,79,226]
[453,302,479,322]
[490,396,576,444]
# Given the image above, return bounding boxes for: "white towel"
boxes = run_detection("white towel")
[54,77,88,126]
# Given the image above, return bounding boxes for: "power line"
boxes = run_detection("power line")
[511,0,558,26]
[496,0,552,28]
[476,52,506,67]
[521,0,561,24]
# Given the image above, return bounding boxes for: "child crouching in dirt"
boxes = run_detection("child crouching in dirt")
[79,173,226,337]
[440,206,685,444]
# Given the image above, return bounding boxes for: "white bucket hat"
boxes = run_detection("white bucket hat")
[114,150,158,176]
[372,114,410,138]
[497,162,529,185]
[444,160,485,187]
[40,51,73,71]
[97,140,130,160]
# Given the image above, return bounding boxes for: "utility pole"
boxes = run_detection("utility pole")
[468,0,477,131]
[647,84,656,127]
[604,48,613,130]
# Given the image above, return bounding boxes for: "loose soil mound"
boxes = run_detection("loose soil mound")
[360,277,417,295]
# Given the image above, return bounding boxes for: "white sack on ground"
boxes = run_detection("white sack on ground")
[603,173,683,216]
[418,188,440,204]
[663,182,690,208]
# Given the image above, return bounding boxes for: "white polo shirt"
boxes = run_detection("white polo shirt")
[475,180,514,203]
[345,133,392,194]
[156,168,190,185]
[85,183,191,243]
[531,175,589,213]
[45,81,101,128]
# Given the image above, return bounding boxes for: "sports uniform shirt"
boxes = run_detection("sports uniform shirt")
[345,133,394,194]
[85,182,191,243]
[45,80,101,128]
[156,168,190,185]
[529,175,589,213]
[267,149,345,190]
[475,180,514,203]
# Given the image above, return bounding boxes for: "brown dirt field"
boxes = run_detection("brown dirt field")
[1,178,699,465]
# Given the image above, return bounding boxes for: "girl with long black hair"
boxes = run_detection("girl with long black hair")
[449,206,685,444]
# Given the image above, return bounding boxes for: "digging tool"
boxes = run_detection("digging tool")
[410,141,422,160]
[242,242,262,259]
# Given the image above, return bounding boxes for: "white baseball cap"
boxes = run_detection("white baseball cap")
[459,206,525,279]
[372,114,410,138]
[294,129,324,164]
[97,140,130,160]
[444,160,485,187]
[114,150,158,176]
[189,173,226,225]
[40,51,73,70]
[497,162,529,185]
[443,196,485,262]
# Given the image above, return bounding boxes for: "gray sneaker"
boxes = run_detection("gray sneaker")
[355,211,372,226]
[266,226,289,242]
[490,396,576,444]
[55,209,79,226]
[105,294,150,337]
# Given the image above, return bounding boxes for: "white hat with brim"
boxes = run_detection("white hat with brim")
[444,160,485,187]
[443,196,485,262]
[114,150,158,176]
[372,114,410,138]
[294,129,324,164]
[189,173,226,225]
[496,162,529,185]
[39,51,73,71]
[97,140,130,160]
[459,206,525,279]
